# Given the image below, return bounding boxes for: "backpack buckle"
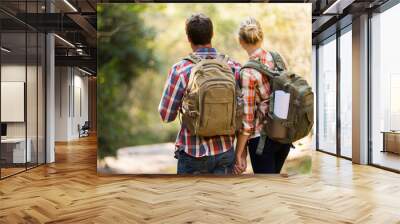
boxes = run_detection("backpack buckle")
[188,111,199,117]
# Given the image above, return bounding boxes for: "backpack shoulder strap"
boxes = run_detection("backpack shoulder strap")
[184,53,202,64]
[217,54,242,88]
[215,54,233,71]
[216,54,229,64]
[184,53,204,93]
[241,59,277,79]
[268,51,286,71]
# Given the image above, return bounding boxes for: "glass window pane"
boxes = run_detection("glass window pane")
[0,0,46,179]
[26,0,40,169]
[371,4,400,171]
[1,31,28,177]
[318,37,337,154]
[340,29,352,158]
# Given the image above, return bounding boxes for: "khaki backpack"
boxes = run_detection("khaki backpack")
[181,53,243,137]
[241,51,314,154]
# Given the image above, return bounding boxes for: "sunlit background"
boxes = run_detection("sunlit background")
[97,3,312,174]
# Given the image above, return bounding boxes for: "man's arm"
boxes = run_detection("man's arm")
[158,65,186,122]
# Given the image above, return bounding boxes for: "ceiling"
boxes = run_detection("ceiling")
[311,0,390,43]
[0,0,97,74]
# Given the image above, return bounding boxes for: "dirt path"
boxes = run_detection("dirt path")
[99,142,312,175]
[100,143,177,174]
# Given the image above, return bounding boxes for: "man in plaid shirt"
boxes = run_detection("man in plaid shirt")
[158,13,241,174]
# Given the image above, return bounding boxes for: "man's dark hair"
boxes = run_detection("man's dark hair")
[185,13,213,45]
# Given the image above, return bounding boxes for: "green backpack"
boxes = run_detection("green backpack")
[181,53,243,137]
[241,51,314,154]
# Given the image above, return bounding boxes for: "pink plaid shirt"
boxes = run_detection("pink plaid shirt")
[158,48,241,157]
[240,48,275,138]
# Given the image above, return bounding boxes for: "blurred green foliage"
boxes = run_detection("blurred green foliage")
[98,3,311,159]
[97,4,159,158]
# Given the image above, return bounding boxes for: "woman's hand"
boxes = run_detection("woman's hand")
[234,134,250,175]
[233,152,247,174]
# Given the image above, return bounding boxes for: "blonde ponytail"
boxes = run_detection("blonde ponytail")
[239,17,263,45]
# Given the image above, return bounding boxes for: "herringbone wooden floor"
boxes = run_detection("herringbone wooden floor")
[1,136,400,224]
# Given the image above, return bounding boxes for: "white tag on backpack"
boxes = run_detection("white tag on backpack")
[273,90,290,119]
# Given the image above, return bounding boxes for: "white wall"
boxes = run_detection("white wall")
[1,63,46,164]
[55,67,89,141]
[55,67,69,141]
[72,73,89,138]
[1,65,26,143]
[1,65,31,138]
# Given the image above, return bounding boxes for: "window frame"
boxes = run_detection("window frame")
[367,1,400,173]
[0,1,48,180]
[315,23,353,160]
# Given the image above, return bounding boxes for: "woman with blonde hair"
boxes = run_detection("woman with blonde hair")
[234,17,291,174]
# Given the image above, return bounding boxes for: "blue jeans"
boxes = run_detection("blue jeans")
[176,148,234,175]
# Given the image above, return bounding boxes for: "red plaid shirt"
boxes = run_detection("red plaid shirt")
[158,48,241,157]
[240,48,274,138]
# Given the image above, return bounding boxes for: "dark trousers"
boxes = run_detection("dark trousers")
[248,136,290,174]
[176,148,234,175]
